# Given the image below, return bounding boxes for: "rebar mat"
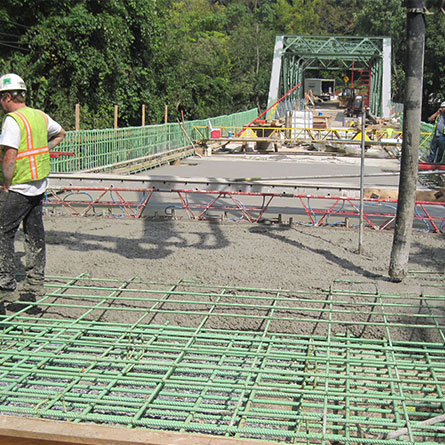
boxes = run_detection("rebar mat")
[0,272,444,444]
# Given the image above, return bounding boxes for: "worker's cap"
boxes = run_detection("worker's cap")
[0,73,27,93]
[440,101,445,107]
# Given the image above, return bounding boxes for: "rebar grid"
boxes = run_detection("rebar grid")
[0,272,444,444]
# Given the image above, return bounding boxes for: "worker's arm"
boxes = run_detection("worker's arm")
[2,146,18,192]
[48,128,66,150]
[428,109,442,122]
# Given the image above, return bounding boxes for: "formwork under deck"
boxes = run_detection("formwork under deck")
[0,272,444,444]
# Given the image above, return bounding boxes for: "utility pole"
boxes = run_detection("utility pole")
[389,0,426,281]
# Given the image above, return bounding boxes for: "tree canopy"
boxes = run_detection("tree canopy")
[0,0,443,129]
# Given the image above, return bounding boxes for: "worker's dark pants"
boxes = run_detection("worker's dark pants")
[427,134,445,163]
[0,191,45,291]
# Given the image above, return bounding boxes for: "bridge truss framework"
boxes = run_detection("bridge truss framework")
[267,35,392,118]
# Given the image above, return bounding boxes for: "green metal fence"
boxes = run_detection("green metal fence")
[50,109,258,173]
[49,108,437,174]
[420,121,435,160]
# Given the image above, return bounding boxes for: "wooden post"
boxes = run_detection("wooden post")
[164,105,168,124]
[142,104,146,126]
[114,105,118,129]
[75,104,80,130]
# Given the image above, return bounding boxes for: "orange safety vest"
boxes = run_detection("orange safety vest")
[434,114,445,136]
[1,107,50,185]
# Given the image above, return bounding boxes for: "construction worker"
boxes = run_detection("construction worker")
[427,101,445,163]
[0,73,66,316]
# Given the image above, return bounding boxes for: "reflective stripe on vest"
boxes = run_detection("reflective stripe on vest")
[13,110,49,180]
[0,107,51,185]
[434,115,445,136]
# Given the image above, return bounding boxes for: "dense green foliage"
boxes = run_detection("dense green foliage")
[0,0,443,129]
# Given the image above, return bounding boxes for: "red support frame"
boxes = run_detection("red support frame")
[44,186,445,233]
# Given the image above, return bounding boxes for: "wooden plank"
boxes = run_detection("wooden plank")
[0,415,282,445]
[208,137,280,143]
[364,187,445,202]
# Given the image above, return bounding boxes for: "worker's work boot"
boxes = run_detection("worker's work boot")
[7,281,44,315]
[7,296,42,315]
[20,278,45,296]
[0,301,6,330]
[0,288,19,303]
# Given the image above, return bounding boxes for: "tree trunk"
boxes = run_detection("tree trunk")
[389,0,426,281]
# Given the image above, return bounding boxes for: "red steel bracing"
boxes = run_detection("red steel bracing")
[418,162,445,171]
[46,187,156,218]
[176,190,276,223]
[416,203,440,233]
[298,195,395,230]
[44,186,445,233]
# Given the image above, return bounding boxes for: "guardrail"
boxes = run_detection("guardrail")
[49,109,258,173]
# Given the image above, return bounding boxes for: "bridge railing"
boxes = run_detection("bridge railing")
[50,109,258,173]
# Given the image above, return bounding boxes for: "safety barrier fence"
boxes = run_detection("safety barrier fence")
[420,121,436,160]
[0,272,443,444]
[196,125,409,152]
[49,109,258,173]
[48,108,436,175]
[44,186,445,233]
[197,125,433,157]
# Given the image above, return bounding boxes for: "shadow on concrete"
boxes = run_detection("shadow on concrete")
[44,219,230,261]
[249,224,388,281]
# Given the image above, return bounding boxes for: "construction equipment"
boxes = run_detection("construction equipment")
[303,78,335,102]
[338,87,353,108]
[346,93,364,117]
[340,87,364,117]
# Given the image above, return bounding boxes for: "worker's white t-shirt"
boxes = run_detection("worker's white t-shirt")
[0,114,62,196]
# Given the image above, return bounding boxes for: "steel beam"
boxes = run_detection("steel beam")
[48,173,362,197]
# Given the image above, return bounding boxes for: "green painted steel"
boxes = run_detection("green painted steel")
[269,35,390,117]
[49,109,258,173]
[0,272,444,443]
[420,121,435,160]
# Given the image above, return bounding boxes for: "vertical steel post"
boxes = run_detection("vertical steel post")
[389,0,425,281]
[359,109,366,254]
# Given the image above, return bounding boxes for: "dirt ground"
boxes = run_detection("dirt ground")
[31,216,443,294]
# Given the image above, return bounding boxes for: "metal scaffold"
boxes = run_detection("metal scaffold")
[0,272,444,443]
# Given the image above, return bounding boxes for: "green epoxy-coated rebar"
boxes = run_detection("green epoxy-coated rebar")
[0,272,444,444]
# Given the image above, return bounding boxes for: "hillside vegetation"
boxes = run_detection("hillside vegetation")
[0,0,444,129]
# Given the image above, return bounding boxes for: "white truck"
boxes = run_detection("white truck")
[304,78,336,101]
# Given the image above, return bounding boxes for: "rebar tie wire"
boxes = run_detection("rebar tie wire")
[0,272,443,444]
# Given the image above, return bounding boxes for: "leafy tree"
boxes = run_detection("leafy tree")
[423,10,445,114]
[1,0,444,127]
[1,0,168,129]
[272,0,322,34]
[163,0,275,118]
[315,0,359,35]
[225,0,276,113]
[354,0,445,118]
[161,0,231,119]
[354,0,406,103]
